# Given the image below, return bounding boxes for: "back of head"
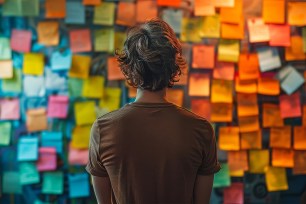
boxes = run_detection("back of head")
[115,18,187,91]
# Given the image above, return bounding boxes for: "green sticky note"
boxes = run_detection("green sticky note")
[68,78,83,97]
[213,163,231,188]
[0,122,11,146]
[2,69,22,93]
[302,27,306,53]
[94,28,114,53]
[93,2,115,26]
[0,37,12,60]
[3,0,39,16]
[42,171,64,194]
[2,171,22,194]
[21,0,39,16]
[19,162,40,185]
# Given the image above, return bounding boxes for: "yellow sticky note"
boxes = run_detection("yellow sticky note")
[74,101,96,125]
[69,55,91,79]
[201,15,220,38]
[23,53,44,75]
[211,79,233,103]
[265,166,288,191]
[99,87,121,112]
[71,125,91,149]
[249,150,269,173]
[94,29,114,53]
[114,32,126,51]
[218,39,240,62]
[93,2,115,25]
[181,17,203,43]
[82,76,105,98]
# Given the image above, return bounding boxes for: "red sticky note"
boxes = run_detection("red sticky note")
[10,29,32,52]
[224,183,244,204]
[191,99,211,120]
[36,147,57,171]
[157,0,181,7]
[70,29,92,53]
[269,25,290,47]
[279,92,302,119]
[192,45,215,69]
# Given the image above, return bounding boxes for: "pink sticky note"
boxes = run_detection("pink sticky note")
[10,29,32,52]
[0,98,20,120]
[68,144,88,165]
[47,95,69,118]
[269,25,291,47]
[36,147,57,171]
[279,92,302,119]
[224,183,244,204]
[213,62,235,80]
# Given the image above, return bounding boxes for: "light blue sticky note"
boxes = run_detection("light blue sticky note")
[0,122,12,146]
[257,47,281,72]
[42,171,64,194]
[0,37,12,60]
[68,78,83,97]
[213,163,231,188]
[2,69,22,93]
[51,49,72,71]
[19,162,40,185]
[41,131,63,153]
[45,69,68,93]
[23,75,46,97]
[68,173,90,198]
[2,171,22,194]
[162,9,183,34]
[278,66,305,95]
[17,137,38,161]
[65,2,85,24]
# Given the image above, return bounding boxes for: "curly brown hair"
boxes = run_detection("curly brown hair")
[115,18,187,91]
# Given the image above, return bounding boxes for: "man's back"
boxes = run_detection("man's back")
[86,101,221,204]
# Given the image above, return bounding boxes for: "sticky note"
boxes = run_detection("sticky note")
[211,103,233,122]
[237,93,258,117]
[68,78,83,97]
[240,131,262,150]
[211,79,233,103]
[51,49,72,71]
[45,69,67,92]
[41,131,63,153]
[194,0,215,16]
[94,28,114,53]
[256,47,281,72]
[100,87,122,112]
[18,137,38,161]
[2,69,22,93]
[181,17,203,42]
[293,151,306,175]
[0,122,11,146]
[218,39,240,63]
[214,0,234,7]
[23,53,44,75]
[0,37,12,60]
[285,36,306,61]
[116,2,136,27]
[37,21,59,46]
[74,101,96,125]
[220,0,243,24]
[162,9,183,34]
[69,55,91,79]
[223,183,243,204]
[219,126,240,150]
[249,150,269,173]
[263,0,285,23]
[294,127,306,150]
[248,18,270,43]
[262,103,284,127]
[277,66,305,95]
[65,2,85,24]
[114,32,126,51]
[3,0,39,16]
[257,77,280,95]
[11,29,32,52]
[94,2,115,25]
[188,73,210,96]
[71,125,91,149]
[136,1,158,23]
[47,95,69,118]
[191,99,211,120]
[238,54,259,80]
[201,15,220,38]
[68,144,89,165]
[70,29,92,53]
[235,77,257,94]
[228,150,248,172]
[192,45,215,69]
[265,166,288,191]
[270,126,291,149]
[107,57,125,80]
[272,149,294,168]
[213,163,231,188]
[45,0,66,18]
[165,89,183,107]
[42,171,63,194]
[279,92,301,119]
[19,162,40,185]
[82,76,105,98]
[69,173,90,198]
[26,108,48,132]
[213,62,235,80]
[36,147,57,171]
[287,2,306,26]
[0,60,13,79]
[2,171,22,194]
[157,0,181,6]
[269,25,290,47]
[0,98,20,120]
[83,0,100,5]
[238,116,259,133]
[221,20,244,40]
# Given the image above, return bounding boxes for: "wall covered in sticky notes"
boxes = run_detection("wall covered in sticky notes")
[0,0,306,203]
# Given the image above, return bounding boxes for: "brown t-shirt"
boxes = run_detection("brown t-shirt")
[86,101,221,204]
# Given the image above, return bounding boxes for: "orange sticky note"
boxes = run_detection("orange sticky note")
[192,45,215,69]
[211,79,233,103]
[218,126,240,151]
[247,18,270,43]
[257,78,280,95]
[238,116,259,133]
[188,73,210,96]
[211,103,233,122]
[235,78,257,94]
[213,62,235,80]
[270,126,291,149]
[221,20,244,40]
[107,57,125,81]
[238,53,259,80]
[272,149,294,168]
[285,36,306,61]
[157,0,181,7]
[220,0,243,24]
[70,29,92,53]
[37,21,59,46]
[166,89,184,107]
[263,0,285,24]
[191,99,211,120]
[249,150,270,173]
[83,0,100,5]
[215,0,234,7]
[288,2,306,26]
[45,0,66,18]
[237,93,258,117]
[116,2,136,27]
[279,92,301,119]
[194,0,215,16]
[294,127,306,150]
[136,1,158,23]
[269,25,290,47]
[228,150,248,172]
[241,131,262,150]
[293,151,306,175]
[69,55,91,79]
[262,103,284,128]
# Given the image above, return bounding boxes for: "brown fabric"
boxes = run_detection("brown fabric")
[86,101,221,204]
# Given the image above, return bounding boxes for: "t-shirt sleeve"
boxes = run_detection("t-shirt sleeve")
[197,120,221,175]
[85,120,109,177]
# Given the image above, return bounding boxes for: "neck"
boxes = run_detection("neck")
[134,88,168,103]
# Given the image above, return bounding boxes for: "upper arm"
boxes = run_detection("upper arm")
[91,175,112,204]
[193,174,214,204]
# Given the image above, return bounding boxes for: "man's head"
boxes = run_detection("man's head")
[115,18,186,91]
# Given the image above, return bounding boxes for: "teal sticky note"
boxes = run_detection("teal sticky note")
[18,137,39,161]
[0,37,12,60]
[2,171,22,194]
[65,2,85,24]
[2,69,22,93]
[68,173,90,198]
[0,122,12,146]
[19,162,40,185]
[42,171,64,194]
[41,131,63,154]
[68,78,83,97]
[213,163,231,188]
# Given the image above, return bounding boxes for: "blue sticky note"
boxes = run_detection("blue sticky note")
[41,131,63,153]
[45,69,68,93]
[68,173,90,198]
[2,171,22,194]
[51,49,72,71]
[42,171,64,194]
[17,137,38,161]
[19,162,40,185]
[65,2,85,24]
